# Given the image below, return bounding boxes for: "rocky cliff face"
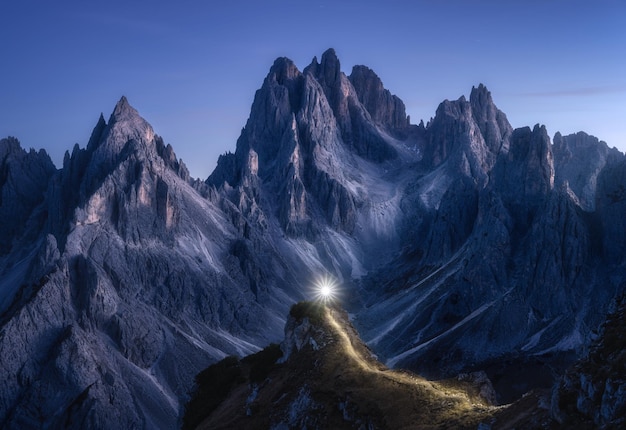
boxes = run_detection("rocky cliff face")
[1,49,625,428]
[207,49,414,240]
[0,98,307,429]
[0,137,56,257]
[553,131,623,211]
[354,85,622,403]
[552,295,626,428]
[349,65,410,136]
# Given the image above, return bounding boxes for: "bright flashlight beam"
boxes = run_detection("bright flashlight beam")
[314,276,337,303]
[320,285,332,298]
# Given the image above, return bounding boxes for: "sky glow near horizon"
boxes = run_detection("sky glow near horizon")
[1,0,625,179]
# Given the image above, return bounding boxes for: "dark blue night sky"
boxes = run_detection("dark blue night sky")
[2,0,625,178]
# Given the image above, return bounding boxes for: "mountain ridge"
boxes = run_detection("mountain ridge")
[184,301,510,430]
[1,48,625,428]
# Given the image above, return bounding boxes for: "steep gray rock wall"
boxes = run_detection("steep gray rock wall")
[469,84,512,157]
[358,109,621,404]
[553,131,623,211]
[0,138,56,256]
[1,49,625,427]
[349,65,409,135]
[207,48,418,239]
[493,124,554,232]
[596,159,626,265]
[0,99,304,429]
[552,295,626,428]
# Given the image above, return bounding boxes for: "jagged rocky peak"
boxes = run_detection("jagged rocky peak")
[553,131,624,211]
[85,113,107,152]
[493,124,554,230]
[469,83,512,153]
[499,124,554,189]
[210,48,404,190]
[105,96,155,147]
[94,97,189,177]
[0,137,56,256]
[423,83,512,175]
[77,96,161,174]
[0,136,54,166]
[302,48,353,136]
[321,47,340,83]
[207,48,404,237]
[0,135,22,158]
[304,48,341,89]
[54,98,191,234]
[234,57,304,175]
[268,56,301,85]
[111,95,135,121]
[510,124,555,191]
[422,95,474,171]
[305,48,399,162]
[349,64,409,134]
[155,136,191,181]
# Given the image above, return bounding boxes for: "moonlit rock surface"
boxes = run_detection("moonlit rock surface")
[553,131,623,211]
[1,50,626,427]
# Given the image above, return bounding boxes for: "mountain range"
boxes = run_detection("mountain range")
[1,48,625,428]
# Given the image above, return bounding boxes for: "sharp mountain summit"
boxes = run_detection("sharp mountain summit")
[1,49,625,429]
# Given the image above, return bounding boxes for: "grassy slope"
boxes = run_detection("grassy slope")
[187,302,551,429]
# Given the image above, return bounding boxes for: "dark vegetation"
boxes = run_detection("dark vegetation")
[586,294,626,375]
[182,344,283,430]
[289,300,325,324]
[555,294,626,428]
[183,356,243,430]
[243,343,283,383]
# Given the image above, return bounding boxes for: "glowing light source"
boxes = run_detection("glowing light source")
[314,275,338,303]
[320,285,332,298]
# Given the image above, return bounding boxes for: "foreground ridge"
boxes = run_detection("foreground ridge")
[185,302,515,430]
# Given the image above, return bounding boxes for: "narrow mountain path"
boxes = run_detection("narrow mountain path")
[327,308,457,393]
[326,307,379,373]
[326,307,435,390]
[325,306,502,415]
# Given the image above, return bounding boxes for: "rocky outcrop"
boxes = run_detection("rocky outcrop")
[0,137,56,256]
[349,65,409,135]
[0,98,300,429]
[421,84,511,178]
[185,303,500,430]
[2,49,626,428]
[594,158,626,265]
[493,124,554,232]
[207,48,417,238]
[552,295,626,428]
[553,131,623,211]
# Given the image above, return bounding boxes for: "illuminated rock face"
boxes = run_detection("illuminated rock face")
[1,49,626,427]
[0,98,300,429]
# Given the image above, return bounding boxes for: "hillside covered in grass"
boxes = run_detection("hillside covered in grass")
[184,302,556,429]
